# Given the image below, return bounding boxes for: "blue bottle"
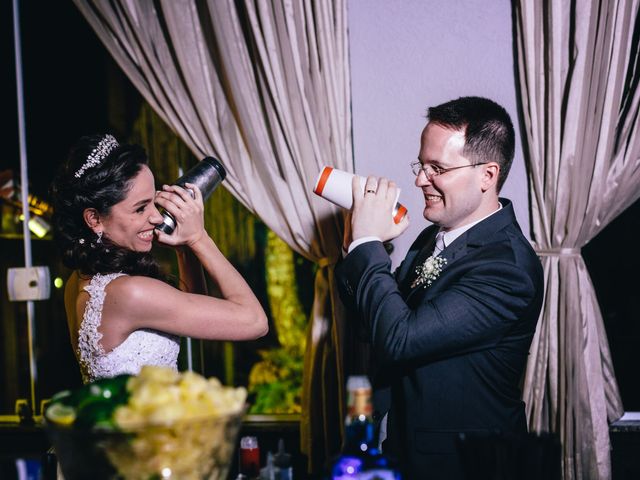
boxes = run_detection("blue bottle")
[330,376,401,479]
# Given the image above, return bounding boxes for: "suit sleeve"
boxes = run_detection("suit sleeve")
[336,241,416,319]
[335,229,431,312]
[337,240,539,365]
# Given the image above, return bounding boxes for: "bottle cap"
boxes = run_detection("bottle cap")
[346,376,372,417]
[273,438,292,468]
[346,375,371,391]
[240,436,259,449]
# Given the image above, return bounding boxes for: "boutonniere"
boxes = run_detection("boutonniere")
[411,255,447,288]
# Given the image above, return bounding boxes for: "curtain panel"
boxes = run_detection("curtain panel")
[513,0,640,478]
[73,0,353,471]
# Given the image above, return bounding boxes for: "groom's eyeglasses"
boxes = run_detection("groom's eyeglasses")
[410,161,488,178]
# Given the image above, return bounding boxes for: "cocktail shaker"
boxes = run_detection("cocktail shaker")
[156,156,227,234]
[313,166,407,224]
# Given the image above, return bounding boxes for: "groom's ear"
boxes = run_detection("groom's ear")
[480,162,500,192]
[82,208,102,233]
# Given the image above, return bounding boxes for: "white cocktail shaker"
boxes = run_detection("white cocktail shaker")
[313,166,407,223]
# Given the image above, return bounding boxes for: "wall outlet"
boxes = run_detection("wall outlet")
[7,266,51,301]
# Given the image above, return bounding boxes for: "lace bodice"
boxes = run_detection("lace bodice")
[77,272,180,384]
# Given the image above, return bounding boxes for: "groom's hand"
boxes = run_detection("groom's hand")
[350,176,410,243]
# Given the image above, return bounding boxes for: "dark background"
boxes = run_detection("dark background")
[2,1,639,412]
[4,1,112,198]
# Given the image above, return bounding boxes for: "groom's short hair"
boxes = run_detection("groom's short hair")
[427,96,515,192]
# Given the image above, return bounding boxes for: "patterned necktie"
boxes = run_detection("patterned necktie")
[433,231,446,257]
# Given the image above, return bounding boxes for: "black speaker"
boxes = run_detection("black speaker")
[456,431,561,480]
[610,417,640,480]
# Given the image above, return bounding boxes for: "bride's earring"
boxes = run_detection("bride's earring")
[91,230,103,248]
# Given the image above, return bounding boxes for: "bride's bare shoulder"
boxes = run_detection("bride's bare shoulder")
[105,275,177,305]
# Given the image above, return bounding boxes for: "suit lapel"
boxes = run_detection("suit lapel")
[403,198,519,302]
[398,232,438,296]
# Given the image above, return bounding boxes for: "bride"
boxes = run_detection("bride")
[50,134,268,383]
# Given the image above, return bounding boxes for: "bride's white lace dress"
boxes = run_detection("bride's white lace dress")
[76,272,180,383]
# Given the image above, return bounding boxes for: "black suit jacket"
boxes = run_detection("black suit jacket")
[335,199,544,480]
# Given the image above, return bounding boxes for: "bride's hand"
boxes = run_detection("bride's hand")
[154,183,207,248]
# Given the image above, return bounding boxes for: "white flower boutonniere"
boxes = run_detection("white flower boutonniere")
[411,255,447,288]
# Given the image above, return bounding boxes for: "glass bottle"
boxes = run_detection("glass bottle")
[330,376,401,479]
[238,435,260,479]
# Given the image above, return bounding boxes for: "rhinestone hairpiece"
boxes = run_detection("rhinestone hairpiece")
[74,135,119,178]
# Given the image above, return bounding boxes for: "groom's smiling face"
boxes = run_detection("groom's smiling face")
[415,122,486,231]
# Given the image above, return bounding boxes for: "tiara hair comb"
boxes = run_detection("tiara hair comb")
[74,134,119,178]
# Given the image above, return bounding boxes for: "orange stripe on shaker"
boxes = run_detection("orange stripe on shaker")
[314,166,333,195]
[393,204,407,224]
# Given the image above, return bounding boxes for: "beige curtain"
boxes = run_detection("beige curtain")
[73,0,352,471]
[513,1,640,478]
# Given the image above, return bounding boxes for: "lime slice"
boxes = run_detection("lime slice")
[46,403,77,426]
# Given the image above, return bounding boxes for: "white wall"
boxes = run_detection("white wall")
[348,0,529,267]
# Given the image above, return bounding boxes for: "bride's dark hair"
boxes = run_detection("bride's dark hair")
[50,134,164,279]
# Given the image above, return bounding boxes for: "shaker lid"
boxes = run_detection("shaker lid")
[201,156,227,180]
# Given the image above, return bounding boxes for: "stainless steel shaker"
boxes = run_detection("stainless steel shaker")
[155,157,227,234]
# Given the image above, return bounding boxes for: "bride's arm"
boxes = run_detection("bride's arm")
[110,182,268,340]
[176,246,207,295]
[107,272,267,341]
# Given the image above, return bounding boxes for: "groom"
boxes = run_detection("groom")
[335,96,544,479]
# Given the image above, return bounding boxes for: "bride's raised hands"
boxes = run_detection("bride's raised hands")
[153,182,206,248]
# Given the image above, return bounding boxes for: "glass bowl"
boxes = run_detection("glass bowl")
[45,408,245,480]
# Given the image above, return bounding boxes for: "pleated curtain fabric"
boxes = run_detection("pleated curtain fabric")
[513,1,640,478]
[72,0,353,472]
